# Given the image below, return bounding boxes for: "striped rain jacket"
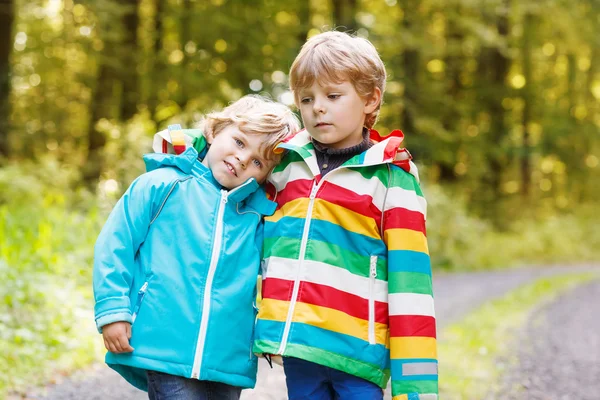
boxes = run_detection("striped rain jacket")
[253,129,438,400]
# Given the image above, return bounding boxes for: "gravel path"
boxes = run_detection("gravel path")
[498,279,600,400]
[20,264,598,400]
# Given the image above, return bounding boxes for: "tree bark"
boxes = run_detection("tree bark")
[0,0,15,159]
[120,0,141,121]
[332,0,357,32]
[520,12,533,198]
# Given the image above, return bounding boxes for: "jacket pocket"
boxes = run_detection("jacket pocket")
[132,280,150,324]
[368,255,377,345]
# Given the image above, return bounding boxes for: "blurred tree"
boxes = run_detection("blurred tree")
[84,0,141,185]
[0,0,14,159]
[332,0,357,31]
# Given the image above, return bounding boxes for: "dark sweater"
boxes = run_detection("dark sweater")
[312,129,373,176]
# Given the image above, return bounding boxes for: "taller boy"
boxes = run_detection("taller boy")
[253,32,438,399]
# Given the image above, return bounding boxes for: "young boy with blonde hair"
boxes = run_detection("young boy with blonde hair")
[93,95,299,400]
[253,32,438,399]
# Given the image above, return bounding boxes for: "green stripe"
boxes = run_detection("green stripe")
[253,339,280,355]
[283,342,390,389]
[273,151,305,173]
[391,165,424,196]
[388,271,433,295]
[305,240,388,280]
[263,236,301,259]
[392,379,438,395]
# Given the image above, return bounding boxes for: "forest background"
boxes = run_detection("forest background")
[0,0,598,396]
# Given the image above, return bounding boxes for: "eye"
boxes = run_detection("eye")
[253,159,263,168]
[300,97,312,104]
[328,94,340,100]
[234,138,244,147]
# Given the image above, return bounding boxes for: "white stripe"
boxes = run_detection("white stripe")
[363,143,386,165]
[264,256,388,302]
[269,162,314,192]
[418,395,438,400]
[385,186,427,219]
[388,293,435,317]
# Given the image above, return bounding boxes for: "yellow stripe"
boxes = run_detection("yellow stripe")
[258,299,389,346]
[385,228,429,253]
[266,198,380,239]
[313,199,380,239]
[257,298,290,322]
[390,337,437,359]
[392,396,408,400]
[294,302,389,346]
[265,198,308,223]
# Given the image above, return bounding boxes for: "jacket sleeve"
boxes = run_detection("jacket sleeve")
[93,171,172,332]
[383,168,438,399]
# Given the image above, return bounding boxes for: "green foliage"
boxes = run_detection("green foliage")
[0,161,105,396]
[426,184,600,270]
[438,273,597,399]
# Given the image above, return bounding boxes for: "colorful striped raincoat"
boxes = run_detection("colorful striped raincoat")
[253,129,438,400]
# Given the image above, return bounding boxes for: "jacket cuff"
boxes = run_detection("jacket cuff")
[94,296,132,333]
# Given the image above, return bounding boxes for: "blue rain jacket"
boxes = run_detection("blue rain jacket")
[93,146,276,391]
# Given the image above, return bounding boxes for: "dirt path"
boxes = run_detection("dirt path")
[21,265,598,400]
[498,279,600,400]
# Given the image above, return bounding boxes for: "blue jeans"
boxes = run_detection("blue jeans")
[283,357,384,400]
[146,370,241,400]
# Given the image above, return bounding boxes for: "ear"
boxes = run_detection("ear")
[363,87,382,114]
[205,130,214,144]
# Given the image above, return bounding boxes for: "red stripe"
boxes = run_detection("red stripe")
[297,281,388,324]
[317,182,381,225]
[383,138,402,160]
[389,315,436,338]
[262,277,294,301]
[162,139,168,153]
[383,208,426,234]
[276,179,313,209]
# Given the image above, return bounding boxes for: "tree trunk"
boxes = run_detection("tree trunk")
[148,0,165,119]
[478,0,510,219]
[120,0,141,121]
[520,11,533,198]
[0,0,15,159]
[332,0,357,32]
[400,0,420,137]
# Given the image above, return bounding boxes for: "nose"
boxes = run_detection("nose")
[235,153,249,169]
[313,98,325,114]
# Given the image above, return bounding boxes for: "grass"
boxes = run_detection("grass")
[438,272,598,399]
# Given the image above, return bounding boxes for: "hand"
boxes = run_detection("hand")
[102,321,134,353]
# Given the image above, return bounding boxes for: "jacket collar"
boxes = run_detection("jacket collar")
[143,147,276,212]
[275,129,421,182]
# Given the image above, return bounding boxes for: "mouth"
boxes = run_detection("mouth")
[315,122,331,128]
[224,161,237,177]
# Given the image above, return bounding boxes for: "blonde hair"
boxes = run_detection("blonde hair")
[199,95,300,163]
[290,31,386,129]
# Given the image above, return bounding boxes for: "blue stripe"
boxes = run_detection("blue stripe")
[255,319,286,344]
[287,322,389,369]
[388,250,431,275]
[265,217,387,258]
[265,216,304,240]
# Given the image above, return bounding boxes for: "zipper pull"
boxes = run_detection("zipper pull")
[221,190,228,204]
[370,256,377,278]
[138,281,149,294]
[309,184,319,199]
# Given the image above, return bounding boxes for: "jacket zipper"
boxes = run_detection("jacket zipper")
[277,181,320,354]
[131,281,149,324]
[191,189,228,379]
[368,256,377,344]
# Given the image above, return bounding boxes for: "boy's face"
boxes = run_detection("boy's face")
[297,80,380,149]
[203,125,274,189]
